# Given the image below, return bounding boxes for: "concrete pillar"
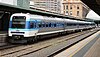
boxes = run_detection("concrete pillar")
[17,0,30,9]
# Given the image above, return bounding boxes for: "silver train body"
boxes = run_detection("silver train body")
[8,13,95,43]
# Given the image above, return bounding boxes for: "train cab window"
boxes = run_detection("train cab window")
[12,16,26,29]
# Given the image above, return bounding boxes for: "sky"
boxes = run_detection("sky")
[86,10,100,20]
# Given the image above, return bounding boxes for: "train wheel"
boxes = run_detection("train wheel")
[81,30,82,32]
[36,36,39,39]
[32,38,35,43]
[27,37,34,44]
[58,32,62,36]
[30,36,37,43]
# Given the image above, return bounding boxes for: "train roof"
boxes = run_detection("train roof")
[11,13,28,16]
[11,13,95,24]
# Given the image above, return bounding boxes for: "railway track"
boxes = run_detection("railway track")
[0,44,19,50]
[21,30,97,57]
[0,29,98,57]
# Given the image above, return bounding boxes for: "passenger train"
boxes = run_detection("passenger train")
[8,13,95,43]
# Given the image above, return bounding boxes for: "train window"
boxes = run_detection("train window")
[54,23,56,27]
[62,23,64,27]
[41,22,45,27]
[46,23,48,27]
[58,23,61,27]
[65,23,67,27]
[67,23,76,26]
[49,23,51,27]
[67,23,72,26]
[79,23,84,26]
[38,23,42,28]
[12,16,26,21]
[51,23,54,27]
[42,23,45,27]
[73,23,76,26]
[56,23,59,27]
[30,22,34,28]
[59,23,62,27]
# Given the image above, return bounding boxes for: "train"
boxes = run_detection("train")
[8,13,95,43]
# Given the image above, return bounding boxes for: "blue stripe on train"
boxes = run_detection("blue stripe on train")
[9,28,39,31]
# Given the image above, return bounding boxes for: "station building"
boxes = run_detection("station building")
[30,0,63,14]
[30,0,90,19]
[63,0,90,19]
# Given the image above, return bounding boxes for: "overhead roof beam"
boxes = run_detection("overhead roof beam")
[81,0,100,16]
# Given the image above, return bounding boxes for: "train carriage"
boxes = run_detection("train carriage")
[8,13,95,43]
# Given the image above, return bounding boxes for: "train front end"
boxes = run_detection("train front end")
[8,14,30,43]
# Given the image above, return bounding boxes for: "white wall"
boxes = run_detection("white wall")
[0,0,1,2]
[0,0,17,5]
[30,1,34,6]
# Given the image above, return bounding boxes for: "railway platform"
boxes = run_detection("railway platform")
[54,30,100,57]
[0,31,7,46]
[83,37,100,57]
